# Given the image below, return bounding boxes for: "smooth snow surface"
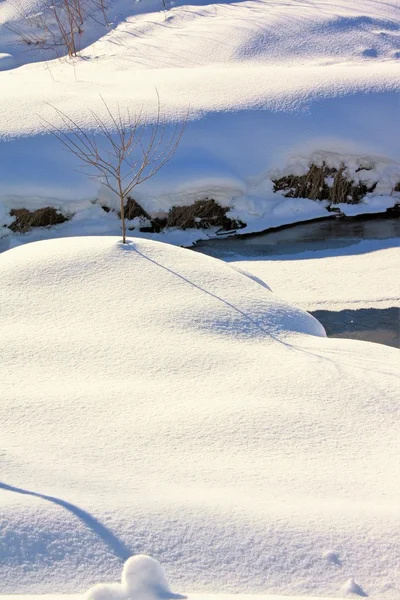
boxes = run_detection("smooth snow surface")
[1,237,399,599]
[0,0,399,240]
[0,596,344,600]
[228,238,400,310]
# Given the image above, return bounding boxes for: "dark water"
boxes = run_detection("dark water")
[311,307,399,349]
[195,215,400,258]
[195,216,400,348]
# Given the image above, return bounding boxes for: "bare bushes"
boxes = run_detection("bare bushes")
[9,207,69,232]
[6,197,243,236]
[6,0,105,57]
[165,199,244,230]
[117,197,244,233]
[124,198,150,221]
[273,163,377,205]
[122,198,165,232]
[122,197,244,232]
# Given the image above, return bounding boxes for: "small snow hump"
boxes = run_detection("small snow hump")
[84,582,126,600]
[84,555,186,600]
[122,555,186,599]
[342,577,368,597]
[322,550,341,566]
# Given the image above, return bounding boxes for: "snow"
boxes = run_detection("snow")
[1,236,399,598]
[227,238,400,311]
[0,196,333,254]
[0,0,399,241]
[0,596,344,600]
[0,203,216,253]
[1,0,400,593]
[85,555,185,600]
[341,578,368,598]
[335,196,398,217]
[322,551,341,567]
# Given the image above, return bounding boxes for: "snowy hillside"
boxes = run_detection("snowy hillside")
[0,0,399,244]
[1,0,400,595]
[1,237,399,598]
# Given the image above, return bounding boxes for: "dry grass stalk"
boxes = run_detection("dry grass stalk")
[273,163,377,205]
[51,0,84,57]
[6,0,109,58]
[123,197,150,221]
[9,207,68,232]
[166,199,244,231]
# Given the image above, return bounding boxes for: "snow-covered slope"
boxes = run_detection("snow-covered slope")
[0,555,346,600]
[0,596,344,600]
[0,0,399,241]
[1,237,399,598]
[227,238,400,311]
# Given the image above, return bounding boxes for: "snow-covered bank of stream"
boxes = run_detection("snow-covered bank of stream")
[195,217,400,347]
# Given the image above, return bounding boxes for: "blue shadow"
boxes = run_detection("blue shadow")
[0,481,131,562]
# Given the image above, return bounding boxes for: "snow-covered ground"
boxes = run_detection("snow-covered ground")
[1,0,400,595]
[0,596,344,600]
[1,237,399,598]
[0,555,344,600]
[0,555,346,600]
[226,238,400,311]
[0,0,400,241]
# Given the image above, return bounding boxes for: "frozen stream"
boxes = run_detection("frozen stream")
[195,215,400,348]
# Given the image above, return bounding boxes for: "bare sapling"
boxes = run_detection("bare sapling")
[44,95,186,243]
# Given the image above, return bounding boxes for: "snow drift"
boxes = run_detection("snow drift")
[0,236,399,598]
[226,238,400,311]
[84,555,185,600]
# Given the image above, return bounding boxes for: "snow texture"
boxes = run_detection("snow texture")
[0,595,344,600]
[228,238,400,311]
[0,237,399,599]
[341,577,368,598]
[85,555,186,600]
[0,0,399,242]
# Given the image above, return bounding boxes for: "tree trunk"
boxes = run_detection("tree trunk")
[120,194,126,243]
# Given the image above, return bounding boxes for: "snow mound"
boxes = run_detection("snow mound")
[0,235,323,339]
[85,555,185,600]
[342,577,368,598]
[0,237,399,598]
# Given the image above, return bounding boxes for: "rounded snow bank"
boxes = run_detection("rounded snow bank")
[85,555,185,600]
[0,235,324,340]
[121,555,177,596]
